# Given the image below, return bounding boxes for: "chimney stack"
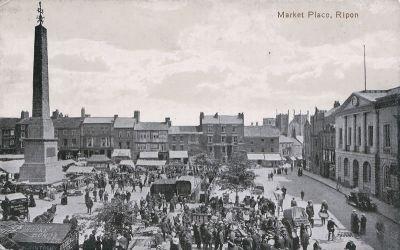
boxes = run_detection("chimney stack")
[256,122,258,126]
[114,114,118,120]
[134,110,140,123]
[214,112,218,118]
[334,101,341,108]
[200,112,204,126]
[20,111,29,119]
[165,117,171,127]
[81,107,85,118]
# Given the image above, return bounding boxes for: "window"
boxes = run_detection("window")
[101,137,109,147]
[172,136,176,142]
[357,127,361,146]
[180,136,183,141]
[384,124,390,147]
[348,127,352,145]
[63,139,68,146]
[208,146,213,153]
[118,131,122,138]
[63,130,67,135]
[271,139,274,143]
[261,139,264,142]
[251,148,254,152]
[208,136,213,143]
[87,138,93,147]
[368,126,373,146]
[251,141,254,145]
[10,130,14,136]
[344,158,349,177]
[10,140,14,146]
[221,135,225,143]
[232,126,236,132]
[363,162,371,183]
[21,132,25,138]
[261,148,265,152]
[71,130,75,136]
[21,125,25,130]
[339,128,343,145]
[72,139,77,146]
[271,148,274,153]
[172,145,176,150]
[221,126,226,133]
[119,142,122,148]
[127,141,130,148]
[21,141,24,148]
[222,146,226,153]
[180,145,184,150]
[190,135,195,142]
[208,126,213,133]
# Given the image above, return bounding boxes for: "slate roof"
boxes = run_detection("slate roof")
[114,117,136,128]
[0,118,19,129]
[52,117,82,129]
[244,126,280,138]
[83,117,114,124]
[11,223,72,244]
[134,122,169,131]
[169,126,201,134]
[202,114,243,125]
[324,106,340,118]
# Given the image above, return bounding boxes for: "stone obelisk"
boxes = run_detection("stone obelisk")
[19,2,58,183]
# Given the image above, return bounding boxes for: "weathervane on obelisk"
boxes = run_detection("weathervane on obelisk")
[37,1,44,25]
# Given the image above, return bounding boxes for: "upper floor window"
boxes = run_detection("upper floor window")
[339,128,343,145]
[221,126,226,133]
[221,135,226,143]
[233,136,238,143]
[118,131,122,138]
[383,124,390,147]
[10,130,14,136]
[208,136,213,143]
[172,136,176,142]
[368,126,373,146]
[208,126,213,133]
[180,136,184,141]
[232,126,236,133]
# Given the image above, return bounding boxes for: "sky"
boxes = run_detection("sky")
[0,0,399,125]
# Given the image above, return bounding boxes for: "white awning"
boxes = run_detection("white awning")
[0,160,24,174]
[169,151,188,159]
[112,149,132,158]
[247,153,282,161]
[119,160,135,167]
[136,159,166,166]
[247,154,265,161]
[139,151,159,159]
[264,154,282,161]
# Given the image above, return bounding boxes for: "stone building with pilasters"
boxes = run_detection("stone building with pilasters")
[335,87,399,202]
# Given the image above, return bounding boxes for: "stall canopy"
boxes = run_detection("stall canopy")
[139,151,159,159]
[112,149,131,159]
[119,160,135,168]
[169,151,188,159]
[0,160,24,174]
[66,166,96,174]
[247,153,282,161]
[10,222,73,245]
[87,155,111,163]
[136,159,166,168]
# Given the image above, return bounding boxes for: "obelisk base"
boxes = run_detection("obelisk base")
[19,138,58,183]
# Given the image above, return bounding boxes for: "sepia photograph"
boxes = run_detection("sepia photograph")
[0,0,399,249]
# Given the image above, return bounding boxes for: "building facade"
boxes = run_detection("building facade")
[133,119,170,160]
[0,118,19,154]
[113,117,136,156]
[81,117,115,158]
[168,126,202,155]
[288,112,308,137]
[200,112,244,161]
[335,87,399,202]
[241,125,280,154]
[53,117,82,160]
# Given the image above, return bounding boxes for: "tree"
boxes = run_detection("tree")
[94,199,136,235]
[218,151,255,205]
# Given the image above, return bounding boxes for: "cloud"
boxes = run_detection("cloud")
[51,53,109,72]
